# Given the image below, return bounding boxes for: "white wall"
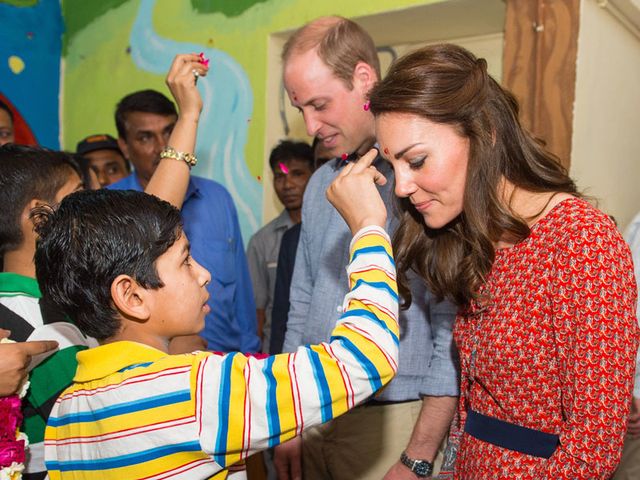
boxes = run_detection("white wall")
[571,0,640,231]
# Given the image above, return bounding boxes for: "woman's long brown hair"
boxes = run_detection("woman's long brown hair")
[369,44,579,307]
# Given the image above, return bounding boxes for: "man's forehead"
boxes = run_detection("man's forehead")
[124,112,176,132]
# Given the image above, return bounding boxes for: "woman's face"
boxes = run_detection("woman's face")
[376,113,469,229]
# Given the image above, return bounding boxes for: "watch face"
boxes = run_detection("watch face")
[414,461,433,477]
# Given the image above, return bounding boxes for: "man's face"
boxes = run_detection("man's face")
[118,112,176,186]
[272,158,313,211]
[284,49,375,158]
[84,149,129,187]
[0,109,15,146]
[146,233,212,338]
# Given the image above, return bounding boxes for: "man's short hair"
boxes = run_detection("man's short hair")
[34,189,183,341]
[0,99,13,122]
[115,90,177,139]
[0,144,81,255]
[282,16,380,89]
[268,140,314,172]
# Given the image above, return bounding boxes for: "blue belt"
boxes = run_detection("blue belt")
[464,409,559,459]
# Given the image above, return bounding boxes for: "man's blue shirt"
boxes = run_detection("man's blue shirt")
[108,174,260,352]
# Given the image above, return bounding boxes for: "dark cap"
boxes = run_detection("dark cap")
[76,134,122,156]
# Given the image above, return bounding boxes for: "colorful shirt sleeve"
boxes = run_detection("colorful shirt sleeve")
[194,225,400,469]
[540,217,639,478]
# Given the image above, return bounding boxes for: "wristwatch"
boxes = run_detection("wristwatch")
[400,451,434,478]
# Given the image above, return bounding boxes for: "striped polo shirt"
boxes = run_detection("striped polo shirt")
[44,226,399,479]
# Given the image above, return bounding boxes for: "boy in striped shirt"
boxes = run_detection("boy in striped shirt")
[38,151,399,480]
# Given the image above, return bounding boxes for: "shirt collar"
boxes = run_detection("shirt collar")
[273,210,295,231]
[74,341,166,382]
[332,143,381,170]
[131,174,200,201]
[0,272,41,298]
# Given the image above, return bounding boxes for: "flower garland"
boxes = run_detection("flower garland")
[0,339,29,480]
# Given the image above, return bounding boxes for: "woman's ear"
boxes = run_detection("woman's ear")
[111,274,151,322]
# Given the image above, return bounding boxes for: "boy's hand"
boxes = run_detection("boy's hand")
[165,53,209,121]
[0,329,58,396]
[326,148,387,235]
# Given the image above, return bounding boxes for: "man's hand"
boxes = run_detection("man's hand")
[0,329,58,396]
[273,435,302,480]
[383,460,425,479]
[628,396,640,437]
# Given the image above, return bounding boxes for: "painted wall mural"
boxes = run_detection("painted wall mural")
[0,0,63,147]
[2,0,433,243]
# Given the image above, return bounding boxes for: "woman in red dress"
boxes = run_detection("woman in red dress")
[342,44,638,478]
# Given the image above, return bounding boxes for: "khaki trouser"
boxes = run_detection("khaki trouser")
[301,400,445,480]
[613,434,640,480]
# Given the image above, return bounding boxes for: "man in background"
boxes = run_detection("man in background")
[109,89,259,353]
[76,134,130,187]
[246,140,313,353]
[0,99,15,146]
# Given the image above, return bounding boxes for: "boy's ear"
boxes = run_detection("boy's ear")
[24,198,51,230]
[111,274,151,322]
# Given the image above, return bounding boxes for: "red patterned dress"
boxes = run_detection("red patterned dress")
[451,198,639,479]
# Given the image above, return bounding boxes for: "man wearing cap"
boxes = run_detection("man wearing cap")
[76,134,130,188]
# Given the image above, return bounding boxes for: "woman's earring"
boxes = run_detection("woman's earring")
[363,100,370,111]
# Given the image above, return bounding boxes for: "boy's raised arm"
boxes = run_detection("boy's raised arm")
[145,53,208,208]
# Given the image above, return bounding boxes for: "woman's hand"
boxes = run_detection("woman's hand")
[165,53,209,121]
[326,148,387,235]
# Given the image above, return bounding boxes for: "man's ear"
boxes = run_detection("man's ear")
[111,274,150,322]
[117,137,131,161]
[352,61,378,97]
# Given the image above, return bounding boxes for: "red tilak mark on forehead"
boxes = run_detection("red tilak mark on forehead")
[341,153,348,161]
[383,148,389,155]
[279,162,290,174]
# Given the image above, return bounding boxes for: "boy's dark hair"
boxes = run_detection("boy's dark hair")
[33,189,183,340]
[268,140,314,171]
[0,144,82,255]
[115,89,177,139]
[0,99,14,121]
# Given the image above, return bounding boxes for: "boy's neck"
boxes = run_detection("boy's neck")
[105,327,170,354]
[3,246,36,278]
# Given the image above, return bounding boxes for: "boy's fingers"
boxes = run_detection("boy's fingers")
[0,328,10,339]
[351,148,378,173]
[19,340,59,356]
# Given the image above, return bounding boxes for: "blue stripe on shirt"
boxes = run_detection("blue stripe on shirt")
[213,352,235,466]
[263,355,280,448]
[333,336,382,393]
[351,245,394,266]
[339,309,399,346]
[46,440,202,471]
[48,390,191,427]
[307,349,333,423]
[352,279,398,301]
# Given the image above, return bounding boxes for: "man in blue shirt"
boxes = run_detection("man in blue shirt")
[109,89,259,353]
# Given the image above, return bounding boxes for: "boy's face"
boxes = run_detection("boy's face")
[146,233,211,338]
